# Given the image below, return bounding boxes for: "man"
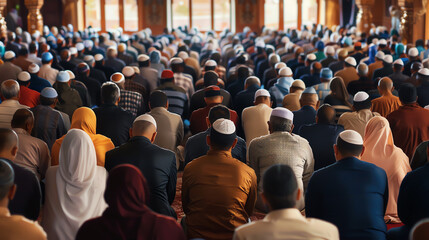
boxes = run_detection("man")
[387,157,429,240]
[94,53,115,80]
[155,70,189,119]
[76,63,101,107]
[373,55,394,81]
[269,67,294,106]
[83,55,107,85]
[248,107,314,211]
[122,66,147,102]
[11,109,50,181]
[0,80,29,128]
[306,130,388,240]
[0,51,21,84]
[301,62,322,87]
[292,87,319,134]
[387,83,429,159]
[321,46,336,68]
[351,42,365,64]
[27,63,51,93]
[234,76,262,119]
[31,87,68,150]
[105,114,177,218]
[5,32,21,54]
[0,159,46,239]
[138,54,159,92]
[104,46,126,72]
[242,89,272,146]
[367,51,385,80]
[12,47,33,71]
[329,49,348,75]
[190,85,238,135]
[403,47,421,76]
[346,63,375,96]
[388,59,409,89]
[299,104,344,170]
[0,128,42,221]
[117,43,134,66]
[170,57,194,100]
[58,49,77,72]
[282,80,306,111]
[16,71,40,108]
[416,68,429,107]
[27,42,42,66]
[185,105,247,166]
[371,77,402,117]
[110,72,143,117]
[38,52,59,85]
[182,118,257,240]
[52,71,83,119]
[234,164,339,240]
[334,56,359,87]
[313,68,332,102]
[93,82,134,147]
[338,91,379,138]
[295,53,316,79]
[148,91,183,156]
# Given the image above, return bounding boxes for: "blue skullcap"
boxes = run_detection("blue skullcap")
[41,87,58,98]
[56,71,70,82]
[303,87,317,94]
[316,41,325,51]
[320,68,333,79]
[342,37,352,46]
[42,52,53,62]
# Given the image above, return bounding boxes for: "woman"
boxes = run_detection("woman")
[76,164,186,240]
[51,107,115,166]
[42,129,108,240]
[323,76,353,121]
[361,116,411,223]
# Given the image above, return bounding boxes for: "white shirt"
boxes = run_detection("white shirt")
[234,208,339,240]
[0,100,29,128]
[242,103,272,147]
[38,64,59,85]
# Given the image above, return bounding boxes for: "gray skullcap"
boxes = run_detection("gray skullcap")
[338,130,363,145]
[41,87,58,98]
[0,159,14,187]
[134,114,157,129]
[56,71,70,82]
[302,87,317,94]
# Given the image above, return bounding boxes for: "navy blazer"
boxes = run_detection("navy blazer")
[292,106,316,134]
[306,157,388,240]
[105,136,177,218]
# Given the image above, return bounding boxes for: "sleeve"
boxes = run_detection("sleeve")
[38,142,51,180]
[29,172,42,221]
[302,142,315,192]
[176,118,184,148]
[305,174,321,218]
[181,168,190,214]
[382,171,389,215]
[397,173,413,225]
[57,113,68,139]
[244,170,257,217]
[167,153,177,205]
[248,141,260,182]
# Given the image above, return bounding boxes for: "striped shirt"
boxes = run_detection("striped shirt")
[156,82,189,118]
[174,72,194,100]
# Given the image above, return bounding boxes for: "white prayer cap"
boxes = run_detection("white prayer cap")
[66,70,75,80]
[94,54,104,61]
[275,62,286,70]
[408,47,419,57]
[110,72,125,83]
[212,118,236,135]
[41,87,58,98]
[306,53,316,61]
[255,41,265,48]
[56,71,71,82]
[205,60,217,67]
[28,63,40,74]
[4,51,15,60]
[178,51,189,60]
[138,54,150,62]
[254,89,271,101]
[418,68,429,76]
[345,57,357,67]
[271,107,294,121]
[353,91,369,102]
[338,130,363,145]
[324,46,335,55]
[76,42,84,51]
[279,67,293,77]
[383,55,393,64]
[291,80,306,89]
[83,55,94,62]
[122,66,135,77]
[378,39,387,46]
[69,47,78,55]
[375,51,385,59]
[393,59,404,66]
[266,45,275,51]
[281,36,290,44]
[134,114,157,129]
[425,105,429,110]
[169,57,183,65]
[302,87,317,94]
[17,71,31,82]
[84,40,94,49]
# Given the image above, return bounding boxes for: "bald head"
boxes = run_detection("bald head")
[316,104,336,124]
[11,109,34,132]
[60,49,71,61]
[0,128,18,160]
[300,93,319,109]
[131,120,157,143]
[1,80,20,100]
[244,77,261,89]
[310,62,322,74]
[378,77,394,95]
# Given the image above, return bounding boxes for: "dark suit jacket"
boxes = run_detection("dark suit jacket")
[306,157,388,240]
[417,81,429,107]
[292,106,316,134]
[90,66,107,84]
[372,65,393,81]
[105,136,177,218]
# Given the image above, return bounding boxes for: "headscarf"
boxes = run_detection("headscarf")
[51,107,114,166]
[361,116,411,223]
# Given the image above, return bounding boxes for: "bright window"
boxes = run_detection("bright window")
[214,0,231,31]
[192,0,211,30]
[84,0,101,30]
[124,0,139,31]
[284,0,298,30]
[105,0,120,30]
[172,0,190,29]
[264,0,280,30]
[302,0,318,28]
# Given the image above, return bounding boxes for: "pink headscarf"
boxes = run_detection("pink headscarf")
[361,116,411,223]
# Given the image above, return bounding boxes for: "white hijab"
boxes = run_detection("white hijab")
[42,129,107,240]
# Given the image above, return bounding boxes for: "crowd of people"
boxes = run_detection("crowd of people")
[0,22,429,240]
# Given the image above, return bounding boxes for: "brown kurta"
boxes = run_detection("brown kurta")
[371,94,402,117]
[386,103,429,159]
[182,150,257,240]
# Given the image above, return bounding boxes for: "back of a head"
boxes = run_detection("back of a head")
[399,83,417,104]
[60,49,71,61]
[0,128,18,155]
[311,62,322,73]
[0,159,14,201]
[336,130,363,157]
[300,88,319,107]
[132,114,157,137]
[149,90,168,108]
[237,66,250,80]
[316,104,336,124]
[11,108,33,129]
[270,107,294,132]
[378,77,393,92]
[1,80,19,100]
[209,118,237,150]
[208,105,231,125]
[357,63,368,77]
[353,91,371,111]
[101,82,120,105]
[203,71,219,87]
[263,164,298,210]
[244,76,261,87]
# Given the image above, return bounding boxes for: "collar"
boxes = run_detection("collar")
[207,149,233,158]
[338,156,360,162]
[264,208,305,222]
[150,107,168,113]
[0,207,10,217]
[0,99,20,106]
[129,136,152,144]
[402,102,421,108]
[12,128,29,136]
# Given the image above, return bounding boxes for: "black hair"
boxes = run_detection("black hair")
[40,96,56,106]
[101,82,120,104]
[336,136,363,156]
[263,164,298,210]
[399,83,417,104]
[270,116,293,132]
[208,105,230,125]
[149,90,168,108]
[353,98,372,111]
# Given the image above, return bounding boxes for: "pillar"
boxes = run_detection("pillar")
[325,0,341,28]
[24,0,44,34]
[0,0,6,39]
[398,0,427,44]
[355,0,375,34]
[63,0,79,29]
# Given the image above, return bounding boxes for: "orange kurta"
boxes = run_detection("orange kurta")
[371,93,402,117]
[182,150,257,240]
[51,107,114,166]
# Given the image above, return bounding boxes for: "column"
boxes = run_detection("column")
[62,0,79,28]
[398,0,427,44]
[355,0,375,34]
[0,0,6,39]
[24,0,44,34]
